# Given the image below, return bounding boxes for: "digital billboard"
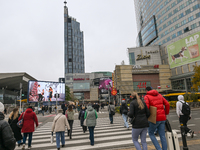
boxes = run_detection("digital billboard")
[167,31,200,68]
[98,77,112,94]
[28,81,65,102]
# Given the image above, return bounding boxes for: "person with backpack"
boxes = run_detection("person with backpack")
[120,100,129,129]
[52,109,70,150]
[128,92,150,150]
[176,95,194,137]
[0,102,16,150]
[79,105,87,133]
[144,87,170,150]
[108,102,115,124]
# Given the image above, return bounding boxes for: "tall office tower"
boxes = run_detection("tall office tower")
[64,2,85,77]
[134,0,200,47]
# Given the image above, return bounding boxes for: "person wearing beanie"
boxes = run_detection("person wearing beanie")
[0,102,16,150]
[176,95,194,138]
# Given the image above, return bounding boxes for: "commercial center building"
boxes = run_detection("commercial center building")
[132,0,200,92]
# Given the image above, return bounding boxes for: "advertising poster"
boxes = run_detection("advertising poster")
[99,77,112,94]
[28,81,65,102]
[167,31,200,68]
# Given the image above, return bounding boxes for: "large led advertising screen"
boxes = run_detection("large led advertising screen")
[167,31,200,68]
[99,77,112,94]
[28,81,65,102]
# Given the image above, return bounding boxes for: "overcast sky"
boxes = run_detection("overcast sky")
[0,0,137,82]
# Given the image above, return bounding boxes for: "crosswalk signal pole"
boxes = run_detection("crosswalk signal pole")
[180,124,188,150]
[56,93,58,114]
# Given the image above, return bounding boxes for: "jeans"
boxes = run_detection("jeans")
[179,115,191,134]
[122,114,129,128]
[88,126,95,145]
[132,128,148,150]
[42,110,44,116]
[56,132,65,148]
[109,113,113,123]
[23,132,33,147]
[17,140,22,144]
[68,120,74,138]
[148,121,167,150]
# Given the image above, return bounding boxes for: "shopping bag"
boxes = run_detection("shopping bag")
[50,132,54,144]
[83,119,87,126]
[148,106,157,124]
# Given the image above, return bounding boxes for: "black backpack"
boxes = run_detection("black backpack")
[180,101,190,116]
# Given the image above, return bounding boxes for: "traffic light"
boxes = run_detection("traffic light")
[117,90,119,95]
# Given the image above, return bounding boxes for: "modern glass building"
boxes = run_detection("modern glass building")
[134,0,200,92]
[64,4,85,76]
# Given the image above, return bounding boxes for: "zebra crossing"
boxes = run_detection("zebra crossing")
[15,117,185,150]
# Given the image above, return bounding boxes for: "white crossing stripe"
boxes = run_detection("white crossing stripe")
[14,117,190,150]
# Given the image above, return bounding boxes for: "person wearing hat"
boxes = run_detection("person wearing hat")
[0,102,16,150]
[79,105,87,133]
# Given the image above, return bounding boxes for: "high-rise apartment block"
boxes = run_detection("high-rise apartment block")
[64,4,85,75]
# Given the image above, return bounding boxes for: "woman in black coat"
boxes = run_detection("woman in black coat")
[78,106,87,133]
[128,92,150,150]
[8,108,23,147]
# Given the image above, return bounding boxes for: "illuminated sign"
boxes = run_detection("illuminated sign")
[73,78,85,81]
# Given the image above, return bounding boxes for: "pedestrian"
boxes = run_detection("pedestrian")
[42,105,45,116]
[0,102,16,150]
[19,106,39,150]
[66,105,74,139]
[49,106,52,114]
[176,95,194,137]
[54,105,57,114]
[84,103,98,146]
[8,108,23,147]
[120,100,129,129]
[77,104,80,112]
[108,102,115,124]
[144,87,170,150]
[79,105,87,133]
[45,105,48,113]
[52,109,70,150]
[128,92,150,150]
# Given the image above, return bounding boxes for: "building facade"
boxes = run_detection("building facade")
[64,4,85,77]
[134,0,200,92]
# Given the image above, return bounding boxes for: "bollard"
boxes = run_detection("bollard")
[180,124,188,150]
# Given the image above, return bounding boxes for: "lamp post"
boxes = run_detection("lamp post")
[56,92,58,114]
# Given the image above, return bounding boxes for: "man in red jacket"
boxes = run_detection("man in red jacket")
[144,87,170,150]
[19,106,38,150]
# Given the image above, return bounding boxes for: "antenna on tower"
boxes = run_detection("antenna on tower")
[64,1,67,7]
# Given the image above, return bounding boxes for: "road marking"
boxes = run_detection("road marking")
[194,118,200,120]
[172,120,179,122]
[187,124,196,127]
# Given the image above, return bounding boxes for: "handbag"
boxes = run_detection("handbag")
[83,111,89,126]
[65,110,68,119]
[129,110,140,124]
[17,112,25,128]
[50,132,54,144]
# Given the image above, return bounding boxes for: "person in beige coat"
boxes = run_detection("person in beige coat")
[52,109,70,150]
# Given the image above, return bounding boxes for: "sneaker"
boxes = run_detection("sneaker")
[62,145,65,147]
[57,148,60,150]
[28,146,31,150]
[22,144,25,150]
[191,131,194,138]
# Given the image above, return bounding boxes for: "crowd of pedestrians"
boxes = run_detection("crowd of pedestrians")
[0,86,196,150]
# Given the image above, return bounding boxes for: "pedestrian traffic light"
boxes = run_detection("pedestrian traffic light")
[117,90,119,95]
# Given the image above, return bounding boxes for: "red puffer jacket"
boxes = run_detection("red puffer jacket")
[144,90,170,121]
[18,108,38,133]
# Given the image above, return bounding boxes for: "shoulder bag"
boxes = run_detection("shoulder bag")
[17,112,26,128]
[83,110,88,126]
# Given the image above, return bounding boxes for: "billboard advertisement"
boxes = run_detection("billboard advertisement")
[99,77,112,94]
[167,31,200,68]
[28,81,65,102]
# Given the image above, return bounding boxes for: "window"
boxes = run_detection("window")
[167,36,171,42]
[160,4,164,9]
[181,19,186,25]
[164,16,167,21]
[174,8,178,14]
[161,33,164,38]
[179,4,184,10]
[162,10,166,15]
[177,30,182,36]
[177,0,183,3]
[163,24,167,28]
[168,12,173,18]
[165,30,168,35]
[175,23,180,29]
[173,17,177,22]
[166,6,170,11]
[170,27,174,32]
[179,13,184,19]
[159,42,162,45]
[171,2,176,7]
[191,23,197,29]
[168,20,172,25]
[186,0,192,6]
[196,12,200,18]
[160,19,163,24]
[188,16,194,22]
[159,27,162,32]
[172,33,176,39]
[193,4,199,11]
[185,8,191,15]
[162,40,166,44]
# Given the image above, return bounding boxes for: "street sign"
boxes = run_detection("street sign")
[111,89,117,96]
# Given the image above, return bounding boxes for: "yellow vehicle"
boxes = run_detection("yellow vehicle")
[163,92,200,102]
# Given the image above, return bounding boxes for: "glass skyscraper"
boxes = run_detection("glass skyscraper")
[134,0,200,47]
[64,4,85,76]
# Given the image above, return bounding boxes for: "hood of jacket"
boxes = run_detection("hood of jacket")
[25,108,33,113]
[87,106,93,111]
[178,95,184,101]
[146,90,159,96]
[0,112,5,120]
